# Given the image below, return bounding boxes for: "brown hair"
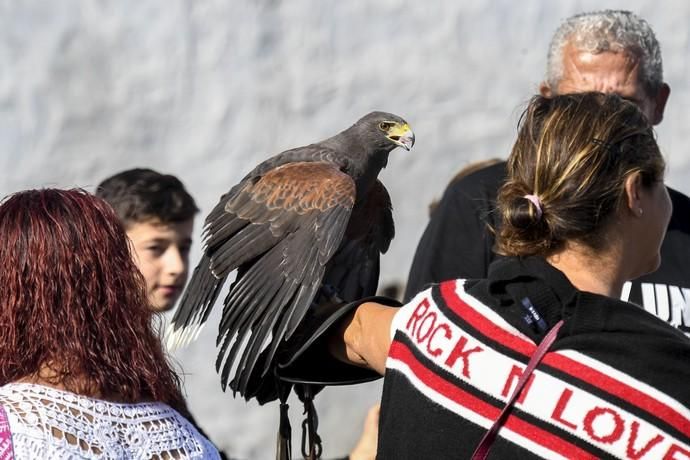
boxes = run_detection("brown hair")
[96,168,198,227]
[0,189,182,405]
[496,92,664,257]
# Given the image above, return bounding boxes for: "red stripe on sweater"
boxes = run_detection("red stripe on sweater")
[389,340,597,459]
[439,280,690,438]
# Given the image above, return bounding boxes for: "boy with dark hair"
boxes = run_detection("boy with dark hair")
[96,168,233,459]
[96,168,199,312]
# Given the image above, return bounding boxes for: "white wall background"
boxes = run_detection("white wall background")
[2,1,689,458]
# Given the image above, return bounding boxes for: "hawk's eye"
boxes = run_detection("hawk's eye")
[379,122,393,131]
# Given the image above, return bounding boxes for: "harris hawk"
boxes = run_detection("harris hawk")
[167,111,414,400]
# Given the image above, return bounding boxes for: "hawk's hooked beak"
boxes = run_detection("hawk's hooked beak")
[387,123,415,151]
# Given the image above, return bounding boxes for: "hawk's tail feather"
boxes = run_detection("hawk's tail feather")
[216,261,274,341]
[166,254,226,350]
[223,275,298,381]
[217,274,283,390]
[285,254,324,338]
[216,246,290,392]
[217,240,320,397]
[234,288,292,395]
[257,280,321,380]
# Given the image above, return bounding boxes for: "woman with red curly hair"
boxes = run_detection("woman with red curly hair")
[0,188,220,459]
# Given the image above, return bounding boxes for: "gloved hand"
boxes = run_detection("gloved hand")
[240,285,402,404]
[275,285,402,385]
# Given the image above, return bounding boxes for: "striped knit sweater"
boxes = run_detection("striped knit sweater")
[378,257,690,459]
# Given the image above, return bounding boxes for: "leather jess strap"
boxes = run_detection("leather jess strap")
[0,404,14,460]
[471,319,564,460]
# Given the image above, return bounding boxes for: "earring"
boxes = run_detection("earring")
[638,208,644,216]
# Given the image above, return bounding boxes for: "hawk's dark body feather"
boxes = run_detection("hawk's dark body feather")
[168,111,413,398]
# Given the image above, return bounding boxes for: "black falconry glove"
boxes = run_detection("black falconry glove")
[248,284,401,460]
[245,285,402,404]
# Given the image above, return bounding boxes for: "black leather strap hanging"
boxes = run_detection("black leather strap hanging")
[276,382,293,460]
[298,384,323,460]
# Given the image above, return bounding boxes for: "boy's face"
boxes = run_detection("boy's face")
[126,219,194,312]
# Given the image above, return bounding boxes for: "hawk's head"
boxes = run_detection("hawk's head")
[355,111,415,152]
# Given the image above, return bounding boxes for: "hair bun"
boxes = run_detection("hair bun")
[506,195,543,230]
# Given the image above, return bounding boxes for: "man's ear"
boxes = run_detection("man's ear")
[651,83,670,125]
[539,81,554,97]
[624,172,643,216]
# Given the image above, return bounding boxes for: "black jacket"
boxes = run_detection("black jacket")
[405,161,690,336]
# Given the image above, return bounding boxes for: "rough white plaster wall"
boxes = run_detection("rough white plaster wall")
[2,1,689,458]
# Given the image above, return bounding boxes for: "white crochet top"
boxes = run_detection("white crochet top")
[0,383,220,459]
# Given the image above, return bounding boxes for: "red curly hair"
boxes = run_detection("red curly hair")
[0,188,182,405]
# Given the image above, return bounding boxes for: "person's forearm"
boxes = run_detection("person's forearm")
[330,302,397,375]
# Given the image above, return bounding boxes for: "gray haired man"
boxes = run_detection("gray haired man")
[405,10,690,336]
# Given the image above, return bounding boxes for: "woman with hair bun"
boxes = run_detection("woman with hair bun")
[0,189,220,459]
[283,93,690,459]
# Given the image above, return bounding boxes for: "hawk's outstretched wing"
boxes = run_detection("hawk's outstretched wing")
[168,111,413,401]
[169,161,356,395]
